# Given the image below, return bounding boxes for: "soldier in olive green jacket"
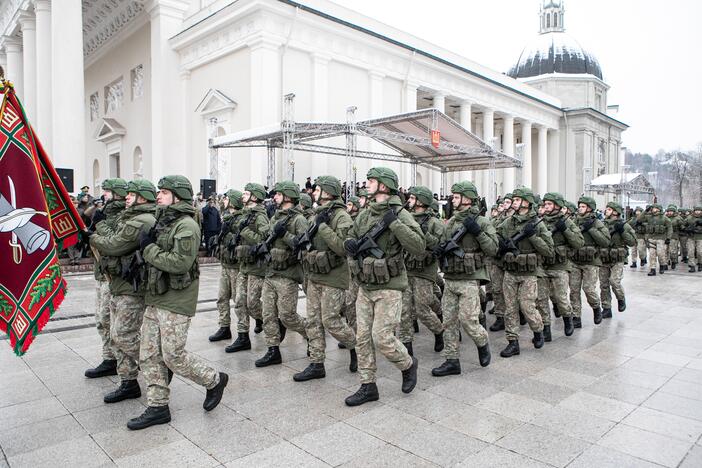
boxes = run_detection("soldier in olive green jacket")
[628,206,648,268]
[343,167,425,406]
[127,176,228,431]
[665,205,682,270]
[642,203,672,275]
[600,202,636,318]
[685,206,702,272]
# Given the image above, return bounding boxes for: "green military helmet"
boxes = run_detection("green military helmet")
[566,200,577,212]
[366,167,399,192]
[543,192,565,207]
[299,192,313,208]
[102,178,129,197]
[512,187,536,205]
[666,204,678,212]
[127,179,157,202]
[347,195,360,209]
[693,205,702,212]
[273,180,300,200]
[503,192,513,200]
[534,193,542,206]
[606,201,623,215]
[158,175,193,201]
[651,203,663,211]
[578,195,597,211]
[358,188,368,198]
[451,180,479,200]
[314,175,342,198]
[430,199,439,212]
[408,185,434,207]
[244,182,267,202]
[226,189,244,209]
[634,206,643,212]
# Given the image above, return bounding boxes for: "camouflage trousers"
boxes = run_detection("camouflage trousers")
[236,272,264,329]
[442,279,488,359]
[399,276,444,343]
[680,236,689,258]
[599,263,624,309]
[343,276,359,332]
[216,266,236,328]
[647,239,668,269]
[488,264,505,317]
[632,238,648,262]
[109,294,145,380]
[95,280,115,360]
[306,281,356,363]
[262,276,307,347]
[540,269,573,319]
[688,239,702,266]
[140,306,219,407]
[356,288,413,384]
[536,276,551,326]
[668,239,680,265]
[503,272,543,341]
[569,263,601,317]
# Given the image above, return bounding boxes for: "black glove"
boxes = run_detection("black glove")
[432,243,445,258]
[316,210,331,225]
[522,222,537,238]
[272,221,288,238]
[92,209,106,224]
[581,218,596,232]
[665,238,671,245]
[382,209,398,226]
[554,218,567,233]
[344,239,359,257]
[138,228,156,251]
[696,219,702,226]
[614,221,625,234]
[462,216,482,236]
[497,238,511,256]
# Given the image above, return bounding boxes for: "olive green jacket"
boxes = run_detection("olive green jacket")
[498,210,554,276]
[347,195,425,291]
[309,200,353,289]
[643,213,672,240]
[91,203,156,296]
[265,206,309,283]
[143,202,200,316]
[441,207,497,282]
[602,217,636,265]
[238,204,271,277]
[219,210,244,269]
[684,214,702,240]
[668,214,683,240]
[541,213,584,271]
[93,199,126,281]
[406,210,445,282]
[573,212,611,266]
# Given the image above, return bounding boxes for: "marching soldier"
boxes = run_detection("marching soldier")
[299,192,316,221]
[89,180,157,403]
[399,186,445,357]
[488,195,512,332]
[346,196,361,219]
[254,181,309,367]
[570,196,610,326]
[642,203,672,276]
[432,181,496,375]
[600,202,636,317]
[628,207,647,268]
[343,167,424,406]
[665,205,682,270]
[679,207,691,264]
[128,176,228,430]
[539,192,584,339]
[496,187,553,358]
[294,176,357,381]
[85,178,128,379]
[357,188,369,209]
[685,206,702,272]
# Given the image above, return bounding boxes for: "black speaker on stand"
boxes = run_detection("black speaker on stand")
[56,168,74,193]
[200,179,216,199]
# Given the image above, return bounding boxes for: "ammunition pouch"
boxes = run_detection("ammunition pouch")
[543,245,569,267]
[235,244,254,263]
[404,251,433,271]
[503,252,538,273]
[101,256,121,276]
[574,246,597,263]
[441,251,484,274]
[600,247,628,264]
[269,248,296,271]
[303,250,344,274]
[147,262,199,295]
[350,254,404,284]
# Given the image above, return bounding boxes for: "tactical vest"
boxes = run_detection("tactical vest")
[147,215,200,296]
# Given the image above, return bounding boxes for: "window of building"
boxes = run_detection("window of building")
[131,65,144,100]
[554,13,558,27]
[104,77,124,114]
[546,15,550,28]
[89,92,99,122]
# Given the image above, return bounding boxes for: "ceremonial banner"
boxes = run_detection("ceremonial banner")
[0,81,85,355]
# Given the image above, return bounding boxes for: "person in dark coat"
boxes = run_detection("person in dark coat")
[202,197,222,256]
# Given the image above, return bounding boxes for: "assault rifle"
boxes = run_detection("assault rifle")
[348,202,408,260]
[122,249,146,293]
[433,213,479,270]
[293,207,333,260]
[497,217,544,258]
[227,212,255,254]
[211,219,232,257]
[250,213,293,265]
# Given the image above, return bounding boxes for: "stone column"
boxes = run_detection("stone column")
[402,81,418,186]
[482,108,494,199]
[458,100,472,182]
[537,125,548,195]
[521,120,532,188]
[19,13,36,121]
[432,93,445,112]
[548,129,561,194]
[3,37,23,100]
[35,0,52,151]
[0,52,6,75]
[502,115,515,193]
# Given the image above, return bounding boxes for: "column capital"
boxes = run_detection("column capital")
[518,118,532,127]
[247,36,282,52]
[432,91,447,98]
[18,11,36,31]
[499,112,514,120]
[311,52,331,65]
[33,0,51,12]
[147,0,190,19]
[2,36,23,51]
[179,69,191,80]
[459,99,473,106]
[368,70,385,80]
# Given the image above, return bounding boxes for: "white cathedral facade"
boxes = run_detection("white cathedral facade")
[0,0,627,203]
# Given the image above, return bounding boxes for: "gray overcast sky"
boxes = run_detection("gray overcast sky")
[333,0,702,155]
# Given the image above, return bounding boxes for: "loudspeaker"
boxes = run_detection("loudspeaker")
[200,179,216,199]
[56,168,74,193]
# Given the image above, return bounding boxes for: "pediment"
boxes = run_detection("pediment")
[94,118,126,143]
[195,89,237,117]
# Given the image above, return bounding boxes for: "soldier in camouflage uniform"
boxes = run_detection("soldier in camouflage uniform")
[665,205,682,270]
[346,196,360,219]
[600,202,636,318]
[685,206,702,272]
[399,186,445,356]
[85,178,128,379]
[679,207,690,264]
[357,188,369,210]
[628,207,648,268]
[539,192,584,339]
[342,194,366,336]
[128,176,228,431]
[570,196,611,326]
[642,203,672,276]
[496,187,554,358]
[294,176,357,381]
[343,167,425,405]
[89,180,157,402]
[254,181,310,367]
[432,182,496,375]
[488,194,512,332]
[299,193,316,221]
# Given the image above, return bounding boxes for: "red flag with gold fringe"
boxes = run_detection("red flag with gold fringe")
[0,80,86,355]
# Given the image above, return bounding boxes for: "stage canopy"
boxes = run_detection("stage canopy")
[586,172,655,195]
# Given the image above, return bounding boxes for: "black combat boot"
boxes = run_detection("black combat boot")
[477,344,491,367]
[519,311,527,325]
[573,317,582,328]
[617,298,626,312]
[85,359,117,378]
[642,258,647,266]
[648,268,656,276]
[532,332,545,349]
[630,261,637,268]
[254,319,263,334]
[255,346,282,367]
[104,380,141,404]
[127,405,171,430]
[278,320,287,342]
[479,314,487,330]
[682,256,688,263]
[413,320,420,333]
[490,316,505,331]
[690,265,697,273]
[225,333,251,353]
[500,340,520,358]
[553,303,561,318]
[593,307,603,324]
[208,327,232,342]
[349,349,358,373]
[543,325,552,342]
[602,308,613,319]
[203,373,229,411]
[432,359,461,376]
[671,262,677,270]
[659,266,665,274]
[563,316,574,336]
[434,332,444,352]
[401,357,419,393]
[338,342,347,349]
[293,363,326,382]
[698,263,702,271]
[345,383,379,406]
[403,342,414,357]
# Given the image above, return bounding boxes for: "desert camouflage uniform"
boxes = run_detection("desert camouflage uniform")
[628,210,647,264]
[685,209,702,268]
[235,204,270,328]
[216,210,245,330]
[643,209,672,270]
